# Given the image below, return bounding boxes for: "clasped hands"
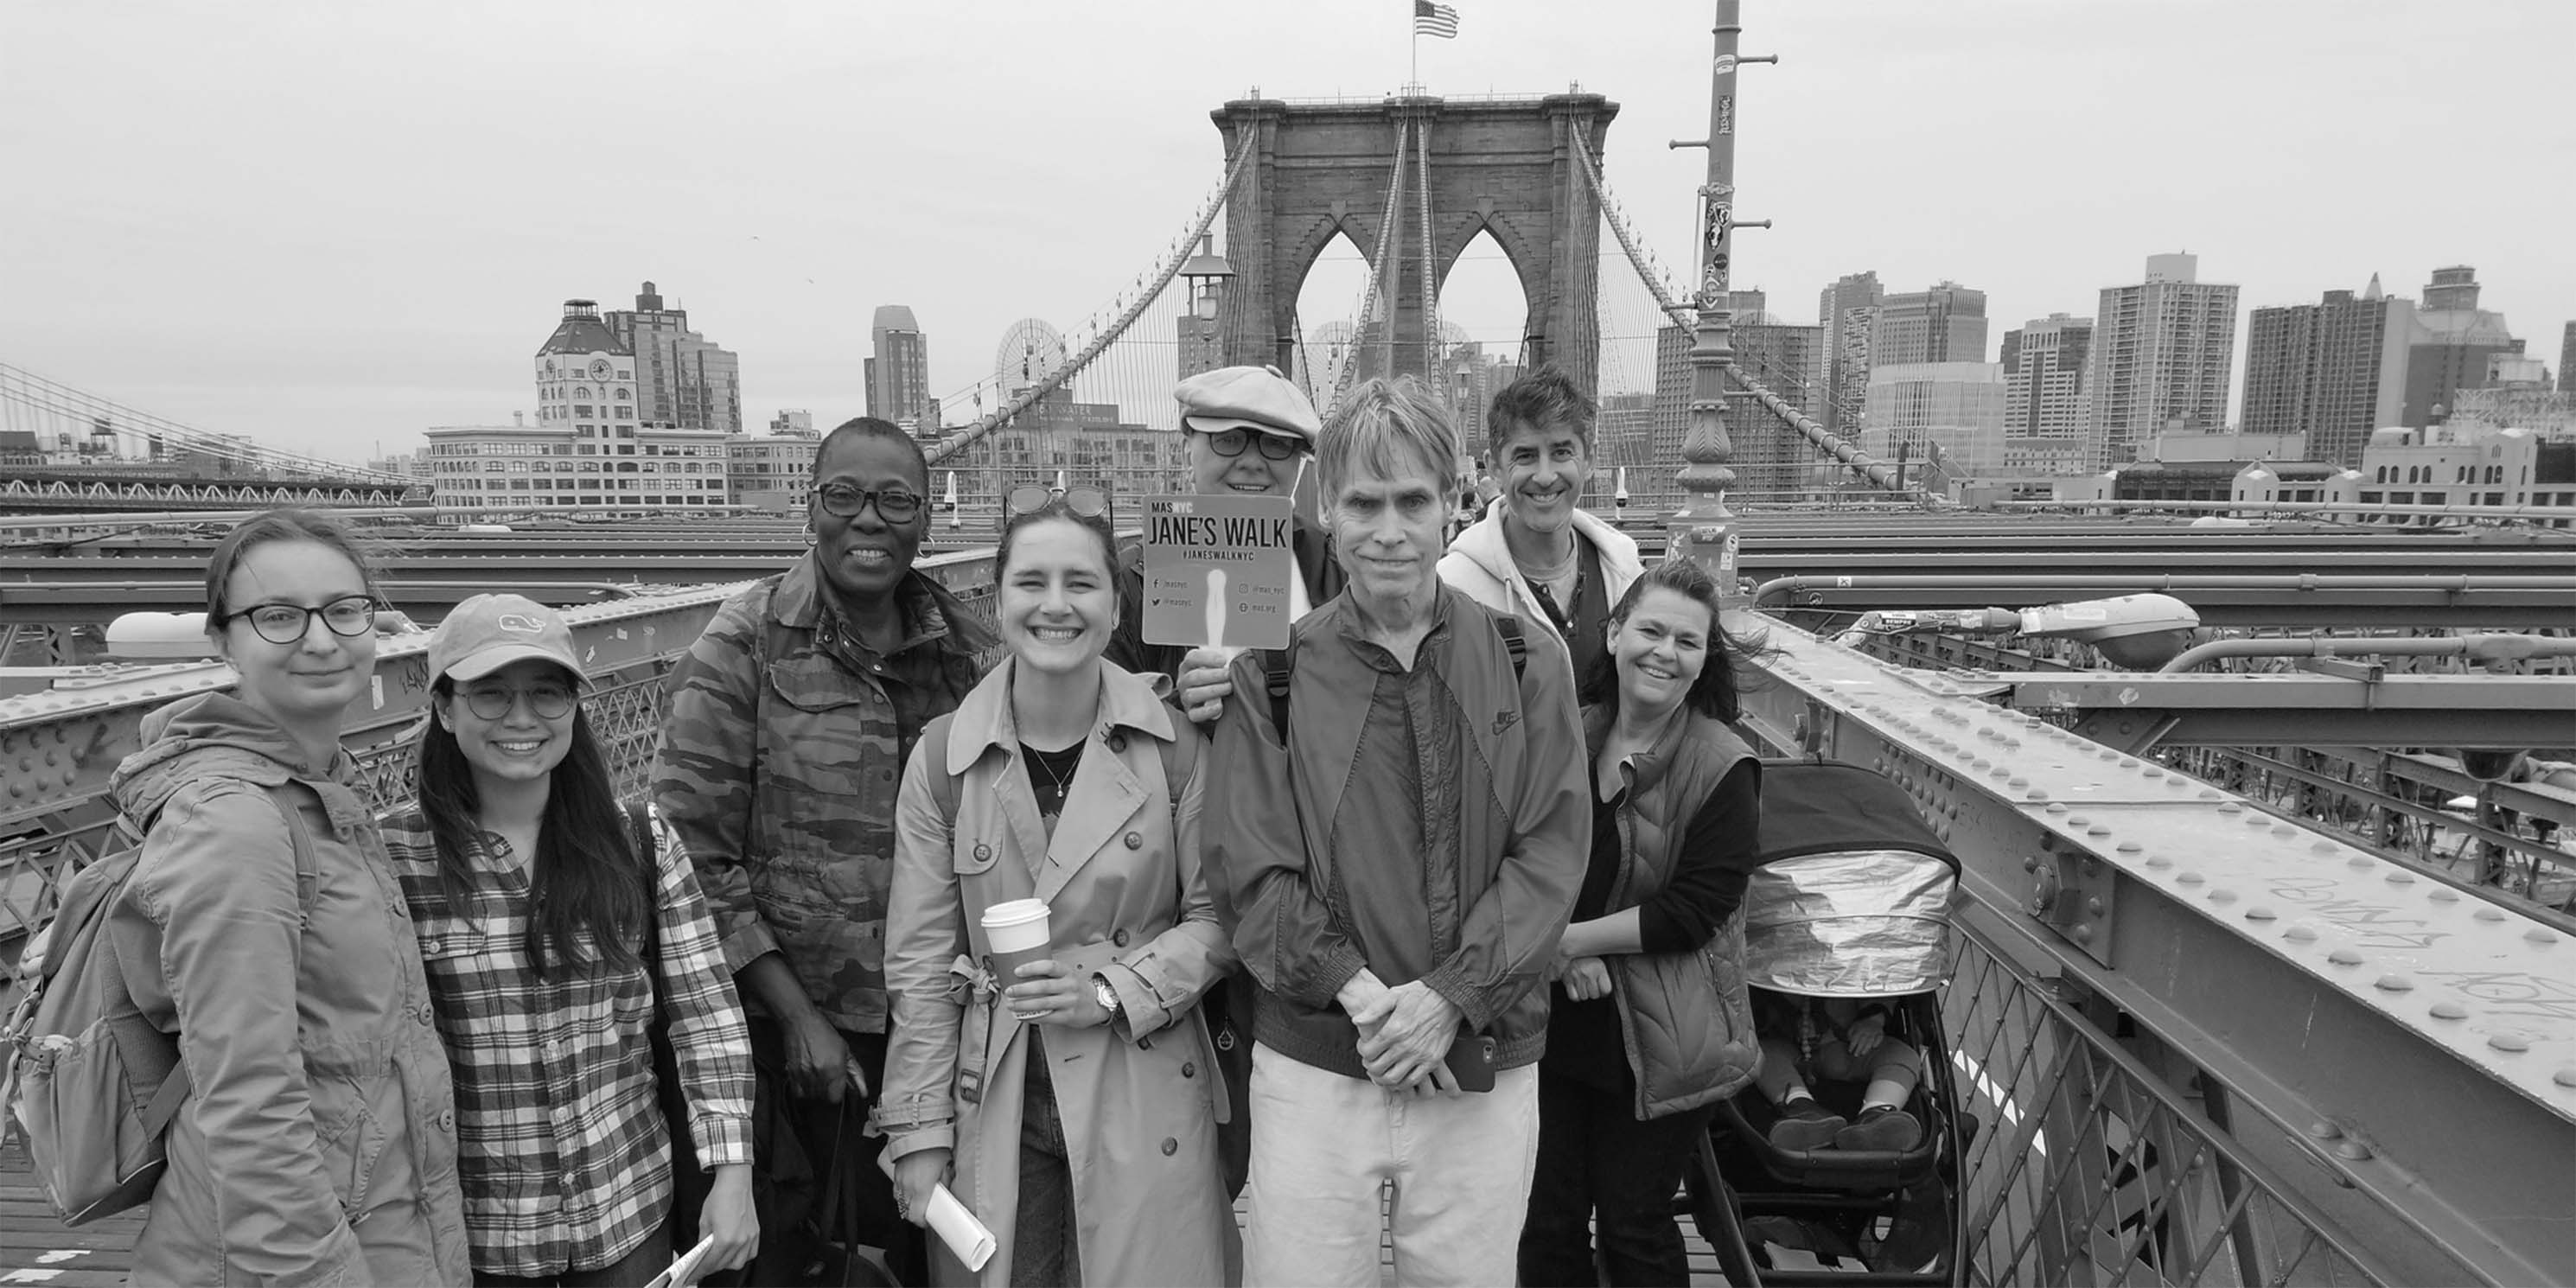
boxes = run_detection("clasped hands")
[1338,970,1468,1097]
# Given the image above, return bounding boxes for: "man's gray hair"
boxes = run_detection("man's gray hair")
[1317,376,1459,506]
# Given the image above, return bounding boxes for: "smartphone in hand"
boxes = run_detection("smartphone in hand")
[1443,1032,1498,1093]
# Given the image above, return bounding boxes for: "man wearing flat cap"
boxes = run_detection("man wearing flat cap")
[1109,364,1344,724]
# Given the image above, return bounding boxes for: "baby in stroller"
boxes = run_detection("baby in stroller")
[1751,989,1924,1152]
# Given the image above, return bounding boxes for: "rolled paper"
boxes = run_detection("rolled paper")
[1204,565,1230,649]
[927,1183,998,1272]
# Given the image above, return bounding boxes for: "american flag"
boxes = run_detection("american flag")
[1413,0,1459,39]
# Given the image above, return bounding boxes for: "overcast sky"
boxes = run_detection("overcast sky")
[3,0,2568,462]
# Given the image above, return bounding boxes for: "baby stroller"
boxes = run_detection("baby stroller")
[1687,759,1970,1286]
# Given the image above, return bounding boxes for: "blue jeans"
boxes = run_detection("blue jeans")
[1012,1037,1081,1287]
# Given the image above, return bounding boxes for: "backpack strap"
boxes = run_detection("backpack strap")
[1262,646,1295,737]
[1157,724,1199,809]
[136,787,320,1140]
[1494,615,1527,679]
[920,713,962,823]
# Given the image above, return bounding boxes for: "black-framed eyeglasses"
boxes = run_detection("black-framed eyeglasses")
[814,482,925,522]
[457,679,577,722]
[1005,484,1111,521]
[1199,427,1303,462]
[224,596,379,646]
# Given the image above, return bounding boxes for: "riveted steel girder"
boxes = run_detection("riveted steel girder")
[1999,673,2576,750]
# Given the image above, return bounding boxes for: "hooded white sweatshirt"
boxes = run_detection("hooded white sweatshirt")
[1437,499,1645,676]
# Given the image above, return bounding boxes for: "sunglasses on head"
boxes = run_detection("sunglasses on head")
[1004,484,1111,521]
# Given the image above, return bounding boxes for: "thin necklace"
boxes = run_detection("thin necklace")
[1025,741,1079,799]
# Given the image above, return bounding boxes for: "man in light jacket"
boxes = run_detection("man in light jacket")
[1206,375,1591,1286]
[1438,365,1644,684]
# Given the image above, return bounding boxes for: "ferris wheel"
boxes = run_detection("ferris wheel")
[994,318,1068,392]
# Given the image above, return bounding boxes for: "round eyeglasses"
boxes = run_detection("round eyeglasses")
[457,680,577,721]
[814,482,925,522]
[1200,427,1303,462]
[226,596,379,646]
[1004,485,1110,520]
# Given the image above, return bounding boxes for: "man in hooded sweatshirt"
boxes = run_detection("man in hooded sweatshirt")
[1437,365,1645,683]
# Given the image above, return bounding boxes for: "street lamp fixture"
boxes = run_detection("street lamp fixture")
[1179,233,1234,322]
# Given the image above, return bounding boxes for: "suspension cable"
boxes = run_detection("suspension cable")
[1415,112,1439,390]
[1328,118,1413,418]
[928,136,1259,466]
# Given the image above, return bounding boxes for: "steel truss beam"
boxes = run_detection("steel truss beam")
[1988,672,2576,751]
[1737,619,2576,1285]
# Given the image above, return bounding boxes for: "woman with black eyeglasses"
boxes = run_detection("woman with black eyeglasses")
[105,509,471,1285]
[382,595,760,1285]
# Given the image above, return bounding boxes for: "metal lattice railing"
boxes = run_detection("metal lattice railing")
[0,658,683,1006]
[1944,918,2395,1286]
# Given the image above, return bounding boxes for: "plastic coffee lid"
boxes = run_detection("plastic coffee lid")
[981,898,1049,928]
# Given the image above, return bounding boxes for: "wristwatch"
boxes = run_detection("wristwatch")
[1091,974,1124,1019]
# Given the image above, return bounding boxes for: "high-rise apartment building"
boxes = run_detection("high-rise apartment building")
[2238,278,2414,468]
[2000,314,2093,448]
[1817,271,1884,432]
[2401,266,2521,426]
[1873,282,1989,367]
[604,282,743,436]
[866,305,934,432]
[1865,361,2008,483]
[424,301,730,519]
[2086,253,2240,467]
[2560,322,2574,394]
[1725,290,1828,495]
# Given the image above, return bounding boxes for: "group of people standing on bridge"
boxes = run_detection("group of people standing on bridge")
[83,360,1916,1287]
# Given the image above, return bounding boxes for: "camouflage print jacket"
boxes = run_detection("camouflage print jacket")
[654,554,998,1034]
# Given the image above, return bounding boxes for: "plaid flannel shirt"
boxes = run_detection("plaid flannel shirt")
[380,802,755,1278]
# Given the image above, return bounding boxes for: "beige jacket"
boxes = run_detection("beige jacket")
[879,660,1234,1287]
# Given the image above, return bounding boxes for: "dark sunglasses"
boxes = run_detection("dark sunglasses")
[1199,427,1303,462]
[1004,484,1111,521]
[814,481,925,522]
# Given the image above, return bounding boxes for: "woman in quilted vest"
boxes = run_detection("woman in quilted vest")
[1517,558,1766,1288]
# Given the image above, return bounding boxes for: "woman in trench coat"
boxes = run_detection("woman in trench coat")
[880,496,1234,1287]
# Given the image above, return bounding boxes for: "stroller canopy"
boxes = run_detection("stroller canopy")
[1746,760,1961,998]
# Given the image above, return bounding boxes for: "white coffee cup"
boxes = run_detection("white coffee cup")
[979,898,1053,987]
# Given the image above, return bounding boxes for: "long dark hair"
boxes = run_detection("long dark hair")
[413,666,646,979]
[1578,558,1762,724]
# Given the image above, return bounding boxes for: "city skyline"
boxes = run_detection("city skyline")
[3,1,2568,460]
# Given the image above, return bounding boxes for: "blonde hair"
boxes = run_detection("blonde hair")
[1316,376,1458,508]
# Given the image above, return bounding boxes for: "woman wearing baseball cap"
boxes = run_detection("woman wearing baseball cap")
[380,594,761,1285]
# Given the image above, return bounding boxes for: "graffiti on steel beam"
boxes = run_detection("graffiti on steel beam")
[1716,95,1734,136]
[2262,875,2450,951]
[2409,969,2576,1024]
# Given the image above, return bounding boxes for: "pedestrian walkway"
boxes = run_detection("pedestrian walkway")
[7,1136,1734,1285]
[1,1138,142,1285]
